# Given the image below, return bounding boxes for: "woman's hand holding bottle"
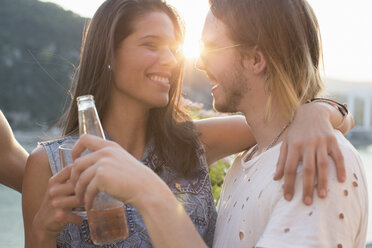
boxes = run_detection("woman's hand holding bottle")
[31,166,83,242]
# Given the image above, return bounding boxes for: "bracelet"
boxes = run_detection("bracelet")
[307,98,349,116]
[307,98,349,129]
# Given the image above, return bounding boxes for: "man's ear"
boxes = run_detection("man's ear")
[243,47,267,74]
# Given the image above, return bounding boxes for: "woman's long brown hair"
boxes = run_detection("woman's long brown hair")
[61,0,200,177]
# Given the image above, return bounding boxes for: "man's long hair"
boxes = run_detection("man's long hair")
[210,0,324,121]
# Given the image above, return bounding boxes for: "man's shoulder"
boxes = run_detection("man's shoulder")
[231,151,247,169]
[324,131,367,203]
[333,130,363,167]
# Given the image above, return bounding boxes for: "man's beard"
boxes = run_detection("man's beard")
[213,63,248,113]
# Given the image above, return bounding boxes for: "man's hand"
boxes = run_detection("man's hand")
[71,135,159,211]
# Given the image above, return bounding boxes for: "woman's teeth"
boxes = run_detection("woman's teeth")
[150,76,169,84]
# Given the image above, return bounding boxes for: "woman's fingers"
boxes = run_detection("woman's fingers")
[316,146,329,198]
[283,146,301,201]
[274,142,288,180]
[301,148,316,205]
[49,165,73,185]
[328,137,346,182]
[53,210,83,227]
[50,195,83,209]
[48,180,76,199]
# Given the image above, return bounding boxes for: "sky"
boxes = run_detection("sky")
[40,0,372,82]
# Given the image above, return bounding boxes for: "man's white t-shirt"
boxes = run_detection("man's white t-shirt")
[213,131,368,248]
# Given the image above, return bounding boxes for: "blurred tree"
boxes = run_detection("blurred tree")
[0,0,87,128]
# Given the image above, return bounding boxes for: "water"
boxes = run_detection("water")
[0,186,23,247]
[360,147,372,244]
[0,130,371,247]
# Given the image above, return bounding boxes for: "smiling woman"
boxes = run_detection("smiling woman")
[22,0,219,247]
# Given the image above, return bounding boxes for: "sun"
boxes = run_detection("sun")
[166,0,209,59]
[182,35,201,59]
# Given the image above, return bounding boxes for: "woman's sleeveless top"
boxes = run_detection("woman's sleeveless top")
[41,136,217,248]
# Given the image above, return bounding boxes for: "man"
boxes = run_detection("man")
[0,111,28,192]
[70,0,366,247]
[196,0,367,247]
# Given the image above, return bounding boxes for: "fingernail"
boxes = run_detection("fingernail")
[319,189,327,198]
[304,196,312,205]
[285,193,292,201]
[341,176,346,182]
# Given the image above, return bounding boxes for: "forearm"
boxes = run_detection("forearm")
[0,111,28,192]
[324,102,354,134]
[136,184,207,248]
[309,101,353,135]
[195,115,256,165]
[1,144,28,192]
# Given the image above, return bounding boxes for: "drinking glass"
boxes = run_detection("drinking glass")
[59,142,74,169]
[58,141,86,214]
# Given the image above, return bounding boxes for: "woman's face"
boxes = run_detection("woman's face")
[111,11,179,109]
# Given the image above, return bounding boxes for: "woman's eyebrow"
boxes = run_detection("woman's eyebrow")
[138,35,176,43]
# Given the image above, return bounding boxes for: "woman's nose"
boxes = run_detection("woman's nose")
[160,47,178,68]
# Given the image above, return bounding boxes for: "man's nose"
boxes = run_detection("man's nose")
[195,55,205,71]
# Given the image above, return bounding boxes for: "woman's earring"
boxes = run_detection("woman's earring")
[108,64,112,70]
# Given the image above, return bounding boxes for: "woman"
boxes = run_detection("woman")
[22,0,351,247]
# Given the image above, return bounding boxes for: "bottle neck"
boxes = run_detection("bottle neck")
[78,103,105,139]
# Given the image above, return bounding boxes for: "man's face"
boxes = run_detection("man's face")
[197,11,248,113]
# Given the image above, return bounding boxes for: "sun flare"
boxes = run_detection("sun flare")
[166,0,209,59]
[182,36,201,59]
[41,0,210,59]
